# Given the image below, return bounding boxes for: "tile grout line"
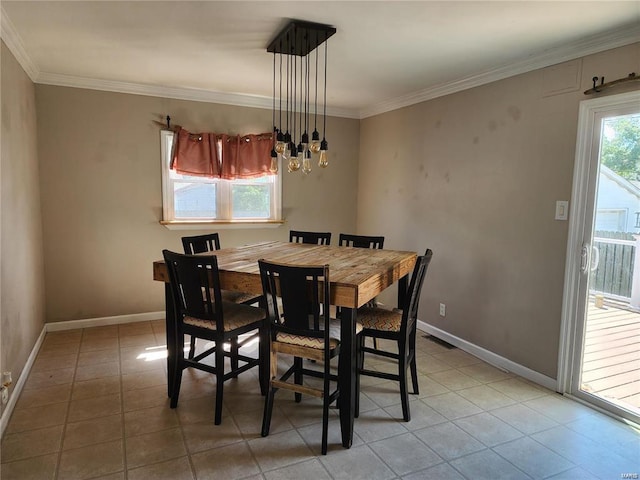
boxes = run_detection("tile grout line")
[53,330,82,480]
[118,325,129,480]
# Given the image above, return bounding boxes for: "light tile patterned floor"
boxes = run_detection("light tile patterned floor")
[1,319,639,479]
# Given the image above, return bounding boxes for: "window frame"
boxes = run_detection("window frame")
[160,130,283,228]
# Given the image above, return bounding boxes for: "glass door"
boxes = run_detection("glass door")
[561,90,640,425]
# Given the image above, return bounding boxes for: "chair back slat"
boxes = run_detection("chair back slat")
[182,233,221,254]
[289,230,332,245]
[259,260,329,341]
[402,249,433,330]
[338,233,384,249]
[163,250,223,323]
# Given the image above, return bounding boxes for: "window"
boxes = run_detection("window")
[160,130,282,224]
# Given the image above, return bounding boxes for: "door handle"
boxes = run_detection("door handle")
[581,244,590,273]
[590,246,600,271]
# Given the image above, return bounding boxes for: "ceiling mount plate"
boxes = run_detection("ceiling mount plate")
[267,20,336,57]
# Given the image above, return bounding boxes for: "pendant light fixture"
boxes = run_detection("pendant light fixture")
[268,20,336,174]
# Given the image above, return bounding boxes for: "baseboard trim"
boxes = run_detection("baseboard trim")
[46,311,165,332]
[0,325,47,438]
[417,320,558,392]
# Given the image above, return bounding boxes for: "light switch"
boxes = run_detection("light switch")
[555,200,569,220]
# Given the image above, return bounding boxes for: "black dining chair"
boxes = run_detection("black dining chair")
[356,249,433,422]
[289,230,332,245]
[338,233,385,346]
[338,233,384,250]
[182,233,263,358]
[162,250,268,425]
[258,259,362,454]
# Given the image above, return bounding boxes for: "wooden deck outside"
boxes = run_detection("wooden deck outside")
[582,301,640,413]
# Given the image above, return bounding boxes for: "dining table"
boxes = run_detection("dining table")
[153,240,417,448]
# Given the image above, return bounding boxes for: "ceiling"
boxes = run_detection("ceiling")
[2,1,639,118]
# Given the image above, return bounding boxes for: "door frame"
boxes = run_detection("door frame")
[558,89,640,421]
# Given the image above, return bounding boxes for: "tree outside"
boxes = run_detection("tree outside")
[601,114,640,180]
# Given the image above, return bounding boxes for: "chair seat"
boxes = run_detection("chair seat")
[276,318,363,349]
[184,301,265,331]
[221,290,261,305]
[357,306,401,332]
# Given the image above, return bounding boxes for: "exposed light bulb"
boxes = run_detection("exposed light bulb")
[309,129,321,153]
[302,152,312,174]
[288,157,300,172]
[318,138,329,168]
[269,151,278,174]
[318,150,329,168]
[275,131,285,154]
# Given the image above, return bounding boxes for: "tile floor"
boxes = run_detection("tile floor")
[1,319,638,479]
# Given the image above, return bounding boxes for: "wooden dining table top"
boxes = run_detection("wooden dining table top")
[153,241,417,308]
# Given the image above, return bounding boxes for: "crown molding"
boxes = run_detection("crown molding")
[35,72,362,119]
[358,23,640,119]
[0,6,39,81]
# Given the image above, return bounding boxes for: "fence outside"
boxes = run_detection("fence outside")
[591,231,636,300]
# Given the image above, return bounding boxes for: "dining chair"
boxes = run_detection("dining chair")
[258,259,362,454]
[289,230,332,245]
[356,249,433,422]
[338,233,385,347]
[338,233,384,250]
[338,234,384,303]
[162,250,268,425]
[182,233,263,358]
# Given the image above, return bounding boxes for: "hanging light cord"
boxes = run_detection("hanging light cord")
[314,44,319,131]
[322,34,328,139]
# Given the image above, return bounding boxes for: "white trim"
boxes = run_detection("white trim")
[0,6,39,81]
[45,311,165,332]
[161,221,284,231]
[0,326,46,438]
[417,320,558,392]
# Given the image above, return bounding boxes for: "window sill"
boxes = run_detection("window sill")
[160,220,285,231]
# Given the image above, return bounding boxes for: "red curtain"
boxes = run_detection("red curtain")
[170,128,221,178]
[171,128,272,179]
[220,133,273,180]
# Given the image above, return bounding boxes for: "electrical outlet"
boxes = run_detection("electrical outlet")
[439,303,446,317]
[1,387,7,405]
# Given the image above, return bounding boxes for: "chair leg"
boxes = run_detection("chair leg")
[398,348,410,422]
[409,352,419,395]
[214,341,225,425]
[355,334,364,418]
[258,326,269,396]
[409,325,419,394]
[231,337,239,377]
[188,336,196,359]
[261,349,278,437]
[321,352,331,455]
[294,357,303,403]
[170,335,184,408]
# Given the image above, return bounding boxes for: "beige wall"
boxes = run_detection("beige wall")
[1,41,46,414]
[35,86,359,322]
[358,43,640,379]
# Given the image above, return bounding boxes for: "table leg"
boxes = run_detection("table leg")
[165,283,176,397]
[397,274,409,309]
[339,307,356,448]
